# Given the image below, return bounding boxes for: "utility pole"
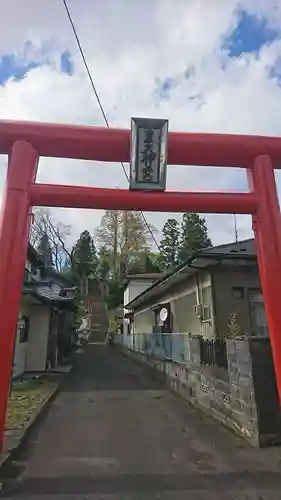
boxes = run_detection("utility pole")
[113,211,118,280]
[233,214,238,243]
[123,210,129,274]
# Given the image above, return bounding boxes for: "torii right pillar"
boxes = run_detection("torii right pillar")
[248,154,281,403]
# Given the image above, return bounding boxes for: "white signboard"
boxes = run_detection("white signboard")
[130,117,168,191]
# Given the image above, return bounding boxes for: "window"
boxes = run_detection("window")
[19,316,30,343]
[248,289,268,337]
[201,286,212,321]
[232,287,244,299]
[249,290,263,303]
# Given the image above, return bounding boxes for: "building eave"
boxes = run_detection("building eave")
[121,273,164,287]
[126,265,197,311]
[126,238,256,311]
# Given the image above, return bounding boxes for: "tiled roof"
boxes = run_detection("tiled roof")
[23,280,74,304]
[35,283,73,302]
[198,238,255,257]
[126,238,256,310]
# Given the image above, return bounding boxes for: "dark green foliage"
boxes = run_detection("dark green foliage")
[71,230,98,279]
[159,218,180,269]
[178,213,212,263]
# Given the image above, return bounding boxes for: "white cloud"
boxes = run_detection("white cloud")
[0,0,281,249]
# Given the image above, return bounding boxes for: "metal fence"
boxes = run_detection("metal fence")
[116,333,228,370]
[116,333,192,363]
[198,337,228,369]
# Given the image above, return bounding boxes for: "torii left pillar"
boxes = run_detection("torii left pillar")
[0,141,38,453]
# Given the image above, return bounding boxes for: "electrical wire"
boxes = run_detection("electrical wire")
[61,0,162,254]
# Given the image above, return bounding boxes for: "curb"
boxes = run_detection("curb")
[0,383,60,477]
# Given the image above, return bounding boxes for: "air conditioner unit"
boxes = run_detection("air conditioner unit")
[203,304,211,320]
[194,303,202,317]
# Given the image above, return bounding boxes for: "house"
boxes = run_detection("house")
[123,239,268,339]
[122,273,164,337]
[118,240,281,447]
[13,244,77,378]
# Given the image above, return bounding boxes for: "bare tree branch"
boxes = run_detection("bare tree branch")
[29,208,72,272]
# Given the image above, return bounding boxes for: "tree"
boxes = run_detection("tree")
[96,246,112,281]
[71,230,98,296]
[107,281,123,310]
[147,252,165,272]
[119,211,153,256]
[37,233,53,269]
[95,210,156,277]
[95,210,119,278]
[178,213,212,263]
[29,208,72,272]
[159,218,180,269]
[127,250,163,274]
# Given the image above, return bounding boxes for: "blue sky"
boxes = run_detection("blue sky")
[0,55,40,85]
[1,1,281,244]
[0,9,279,95]
[60,51,73,76]
[0,46,73,85]
[223,9,280,57]
[156,9,281,103]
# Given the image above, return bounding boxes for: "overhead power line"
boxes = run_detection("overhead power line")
[61,0,162,254]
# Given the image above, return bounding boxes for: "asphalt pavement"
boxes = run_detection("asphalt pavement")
[2,343,281,499]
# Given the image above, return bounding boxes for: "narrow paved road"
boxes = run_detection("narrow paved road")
[2,344,281,499]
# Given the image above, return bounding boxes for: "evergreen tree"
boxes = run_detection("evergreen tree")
[71,230,98,295]
[159,218,180,269]
[37,233,53,269]
[179,213,212,263]
[127,250,162,274]
[143,252,162,273]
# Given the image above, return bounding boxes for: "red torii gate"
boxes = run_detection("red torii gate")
[1,120,281,453]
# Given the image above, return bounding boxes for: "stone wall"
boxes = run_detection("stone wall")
[226,339,259,446]
[119,336,281,447]
[249,338,281,445]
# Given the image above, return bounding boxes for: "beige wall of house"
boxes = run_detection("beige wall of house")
[13,298,30,378]
[130,263,264,340]
[133,308,155,334]
[124,281,151,306]
[212,266,262,336]
[13,298,51,377]
[132,270,215,337]
[170,271,214,337]
[26,307,50,372]
[123,278,159,337]
[170,265,263,338]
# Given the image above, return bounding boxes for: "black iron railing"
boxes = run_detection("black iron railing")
[199,337,228,369]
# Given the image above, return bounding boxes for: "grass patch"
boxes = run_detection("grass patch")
[5,376,57,431]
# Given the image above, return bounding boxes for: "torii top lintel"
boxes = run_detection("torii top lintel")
[0,119,281,168]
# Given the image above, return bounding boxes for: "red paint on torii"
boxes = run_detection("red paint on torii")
[1,120,281,454]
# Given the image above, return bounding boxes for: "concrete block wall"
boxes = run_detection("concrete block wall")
[120,335,281,447]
